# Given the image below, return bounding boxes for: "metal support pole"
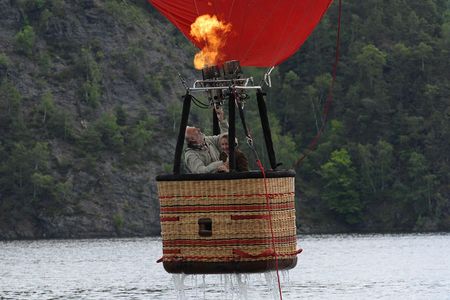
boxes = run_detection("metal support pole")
[256,89,278,170]
[228,91,236,171]
[212,109,220,135]
[173,94,192,174]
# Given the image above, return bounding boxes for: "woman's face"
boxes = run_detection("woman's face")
[220,137,229,153]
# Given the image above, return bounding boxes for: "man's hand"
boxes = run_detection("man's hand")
[214,107,224,122]
[217,162,229,173]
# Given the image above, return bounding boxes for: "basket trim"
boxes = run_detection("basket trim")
[156,170,295,181]
[157,249,303,263]
[159,192,294,200]
[160,203,294,213]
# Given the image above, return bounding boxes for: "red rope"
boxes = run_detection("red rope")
[256,159,283,300]
[294,0,343,167]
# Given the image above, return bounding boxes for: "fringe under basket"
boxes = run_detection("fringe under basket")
[156,170,301,274]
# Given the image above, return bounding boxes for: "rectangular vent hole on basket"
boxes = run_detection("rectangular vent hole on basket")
[198,218,212,237]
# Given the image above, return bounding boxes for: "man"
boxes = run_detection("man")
[184,108,229,173]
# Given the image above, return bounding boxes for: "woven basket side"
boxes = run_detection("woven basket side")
[161,210,296,240]
[158,176,297,263]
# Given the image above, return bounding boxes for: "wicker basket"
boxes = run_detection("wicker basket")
[156,170,300,274]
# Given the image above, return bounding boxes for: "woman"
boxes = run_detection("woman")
[219,133,249,172]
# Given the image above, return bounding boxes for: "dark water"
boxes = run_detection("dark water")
[1,233,449,299]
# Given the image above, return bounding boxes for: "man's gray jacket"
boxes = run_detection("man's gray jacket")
[184,120,228,173]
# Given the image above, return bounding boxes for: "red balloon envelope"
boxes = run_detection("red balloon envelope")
[148,0,333,67]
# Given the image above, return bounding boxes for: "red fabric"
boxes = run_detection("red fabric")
[230,214,270,220]
[160,216,180,222]
[163,249,181,254]
[233,248,275,258]
[148,0,333,67]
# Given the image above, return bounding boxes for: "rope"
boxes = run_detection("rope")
[293,0,342,167]
[233,91,283,299]
[256,159,283,300]
[261,66,275,88]
[233,90,261,161]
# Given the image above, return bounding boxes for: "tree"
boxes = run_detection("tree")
[320,148,362,224]
[269,113,298,168]
[31,172,54,200]
[415,42,433,72]
[375,140,394,191]
[277,70,301,132]
[14,25,36,56]
[114,105,127,126]
[38,91,56,124]
[96,113,124,150]
[77,48,103,107]
[0,142,49,198]
[0,79,23,134]
[356,44,387,90]
[31,142,50,171]
[127,116,155,155]
[0,53,10,70]
[405,151,430,215]
[356,143,376,194]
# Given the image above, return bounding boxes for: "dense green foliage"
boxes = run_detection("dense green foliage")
[263,0,450,230]
[0,0,448,235]
[159,0,450,231]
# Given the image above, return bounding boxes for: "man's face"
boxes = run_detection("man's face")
[186,127,204,145]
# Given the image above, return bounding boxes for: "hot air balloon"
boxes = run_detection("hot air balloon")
[150,0,334,274]
[149,0,333,67]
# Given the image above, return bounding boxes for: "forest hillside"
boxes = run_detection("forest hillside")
[0,0,449,239]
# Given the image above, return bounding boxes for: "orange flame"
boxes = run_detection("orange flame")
[190,14,232,69]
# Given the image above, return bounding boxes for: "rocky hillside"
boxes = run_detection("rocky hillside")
[2,1,449,239]
[0,0,198,239]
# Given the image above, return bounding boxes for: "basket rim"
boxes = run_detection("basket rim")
[156,170,295,182]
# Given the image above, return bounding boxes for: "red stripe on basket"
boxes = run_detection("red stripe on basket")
[159,192,294,200]
[163,236,296,247]
[230,214,271,220]
[160,203,294,213]
[163,249,181,254]
[160,216,180,222]
[232,248,275,258]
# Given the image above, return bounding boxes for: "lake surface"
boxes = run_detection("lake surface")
[1,233,449,299]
